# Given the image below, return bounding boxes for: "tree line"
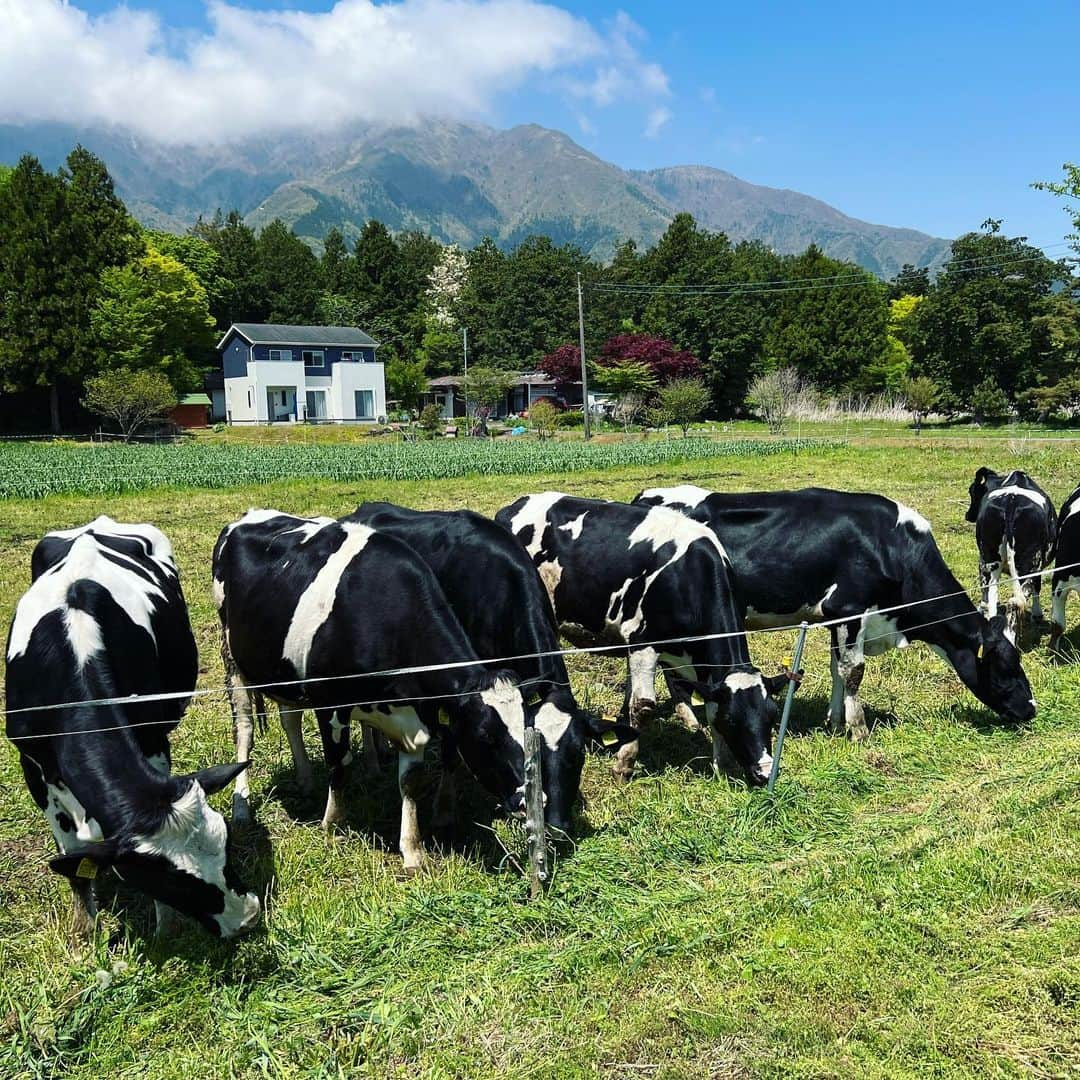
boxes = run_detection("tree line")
[1,147,1077,432]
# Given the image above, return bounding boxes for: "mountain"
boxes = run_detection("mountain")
[0,119,949,276]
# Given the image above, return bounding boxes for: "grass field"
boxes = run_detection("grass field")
[1,440,1078,1078]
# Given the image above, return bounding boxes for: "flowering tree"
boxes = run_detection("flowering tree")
[426,245,468,328]
[597,334,700,386]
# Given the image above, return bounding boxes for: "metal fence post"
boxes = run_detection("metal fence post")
[768,621,809,794]
[522,726,548,898]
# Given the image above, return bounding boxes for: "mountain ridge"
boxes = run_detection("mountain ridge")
[0,119,950,276]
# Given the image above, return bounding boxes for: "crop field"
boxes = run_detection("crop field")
[0,436,832,499]
[0,440,1078,1078]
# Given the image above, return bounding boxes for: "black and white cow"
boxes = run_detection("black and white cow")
[495,493,796,787]
[212,509,534,871]
[1049,482,1080,655]
[965,468,1057,641]
[5,516,260,942]
[633,485,1036,736]
[347,503,637,834]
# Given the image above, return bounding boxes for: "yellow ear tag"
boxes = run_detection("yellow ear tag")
[783,656,793,669]
[976,644,984,661]
[601,729,619,746]
[438,708,451,726]
[76,858,98,880]
[690,691,705,706]
[527,692,542,706]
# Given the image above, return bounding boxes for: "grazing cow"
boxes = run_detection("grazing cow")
[633,485,1036,736]
[1050,483,1080,655]
[494,493,795,786]
[5,516,259,942]
[213,510,534,871]
[965,468,1057,641]
[347,503,637,834]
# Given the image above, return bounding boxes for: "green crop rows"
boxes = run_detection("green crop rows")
[0,437,839,498]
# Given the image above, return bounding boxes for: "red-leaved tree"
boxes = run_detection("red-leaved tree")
[538,343,583,386]
[597,334,700,385]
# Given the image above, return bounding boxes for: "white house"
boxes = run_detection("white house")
[217,323,386,424]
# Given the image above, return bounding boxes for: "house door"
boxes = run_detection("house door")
[305,390,328,420]
[267,387,297,422]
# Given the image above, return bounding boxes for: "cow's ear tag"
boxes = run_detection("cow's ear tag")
[783,656,793,669]
[438,708,451,727]
[76,858,98,880]
[527,691,542,706]
[690,691,705,706]
[976,643,984,661]
[601,729,619,747]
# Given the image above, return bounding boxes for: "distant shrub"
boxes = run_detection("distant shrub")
[970,378,1011,424]
[555,410,584,428]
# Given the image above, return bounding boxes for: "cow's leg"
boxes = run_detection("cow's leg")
[661,662,701,732]
[828,632,845,733]
[222,642,256,824]
[980,561,1000,617]
[316,707,352,831]
[432,731,460,833]
[280,707,314,793]
[837,651,868,742]
[613,647,658,783]
[69,879,97,944]
[1050,577,1075,656]
[398,749,426,873]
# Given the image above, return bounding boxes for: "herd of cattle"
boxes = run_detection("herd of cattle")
[5,466,1076,943]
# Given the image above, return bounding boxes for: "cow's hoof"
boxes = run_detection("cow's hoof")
[848,723,870,744]
[674,702,701,732]
[401,859,424,878]
[827,713,845,736]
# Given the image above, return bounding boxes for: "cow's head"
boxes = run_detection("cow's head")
[451,673,533,816]
[704,669,797,787]
[50,762,260,939]
[953,613,1036,723]
[966,467,999,522]
[524,691,636,834]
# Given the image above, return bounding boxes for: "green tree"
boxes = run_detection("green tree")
[148,230,232,334]
[256,219,320,324]
[528,399,559,439]
[652,377,711,435]
[970,377,1011,424]
[1033,164,1080,256]
[888,264,931,300]
[92,244,216,391]
[0,148,138,431]
[386,355,430,413]
[909,225,1065,405]
[192,209,268,325]
[82,367,178,440]
[900,375,939,433]
[1016,292,1080,418]
[320,227,351,294]
[593,358,656,397]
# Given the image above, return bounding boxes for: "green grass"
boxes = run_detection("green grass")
[1,443,1079,1078]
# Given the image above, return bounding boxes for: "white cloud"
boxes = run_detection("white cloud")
[644,106,671,138]
[0,0,671,143]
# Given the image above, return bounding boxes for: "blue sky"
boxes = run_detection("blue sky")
[14,1,1080,246]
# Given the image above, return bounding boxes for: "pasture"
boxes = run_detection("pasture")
[1,440,1078,1078]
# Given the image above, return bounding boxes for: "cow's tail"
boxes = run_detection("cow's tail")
[1005,499,1027,613]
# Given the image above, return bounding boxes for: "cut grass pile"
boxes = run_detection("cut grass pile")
[0,436,837,499]
[0,442,1077,1078]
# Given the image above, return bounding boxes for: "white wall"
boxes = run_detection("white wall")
[225,361,386,423]
[332,362,386,421]
[225,377,258,423]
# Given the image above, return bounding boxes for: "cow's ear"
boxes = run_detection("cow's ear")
[49,839,121,880]
[763,670,802,697]
[974,466,991,487]
[587,720,640,753]
[187,761,250,796]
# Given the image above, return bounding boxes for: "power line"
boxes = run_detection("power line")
[586,242,1075,299]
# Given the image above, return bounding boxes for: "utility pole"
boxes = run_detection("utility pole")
[462,326,469,425]
[577,272,591,439]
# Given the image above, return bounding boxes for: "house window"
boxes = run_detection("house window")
[268,348,293,362]
[247,389,252,408]
[354,389,375,419]
[305,390,327,420]
[301,349,325,366]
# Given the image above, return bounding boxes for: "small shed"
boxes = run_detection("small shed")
[170,393,212,429]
